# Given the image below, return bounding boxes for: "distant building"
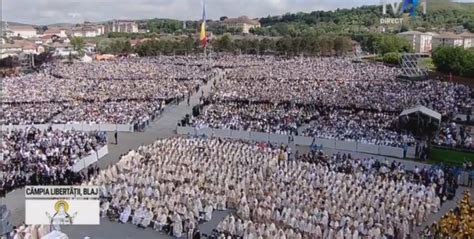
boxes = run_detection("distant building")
[0,44,22,59]
[39,35,57,44]
[104,20,138,34]
[458,32,474,49]
[72,25,100,38]
[13,40,44,55]
[43,28,68,38]
[50,42,76,57]
[0,38,45,59]
[96,25,105,35]
[397,31,437,53]
[8,25,37,38]
[29,37,45,45]
[432,33,464,49]
[222,16,261,34]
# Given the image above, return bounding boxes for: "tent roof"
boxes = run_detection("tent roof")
[400,105,441,121]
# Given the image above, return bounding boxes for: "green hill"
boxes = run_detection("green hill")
[251,0,474,36]
[428,0,474,11]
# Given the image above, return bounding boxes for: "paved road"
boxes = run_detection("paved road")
[61,210,230,239]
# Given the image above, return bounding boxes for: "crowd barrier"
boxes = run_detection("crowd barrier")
[178,126,415,158]
[71,145,109,172]
[1,123,134,132]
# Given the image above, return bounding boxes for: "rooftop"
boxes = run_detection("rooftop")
[458,31,474,38]
[398,31,424,35]
[8,25,36,31]
[13,39,37,50]
[434,32,463,39]
[44,28,65,35]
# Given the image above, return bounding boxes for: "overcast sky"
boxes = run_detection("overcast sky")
[2,0,474,25]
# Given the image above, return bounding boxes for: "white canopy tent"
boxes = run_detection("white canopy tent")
[400,105,441,123]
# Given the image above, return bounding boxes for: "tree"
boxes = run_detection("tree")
[318,36,334,56]
[214,34,233,52]
[432,46,474,77]
[220,16,228,21]
[183,36,195,55]
[276,37,292,55]
[70,37,85,54]
[259,38,275,54]
[382,52,401,65]
[375,35,411,55]
[333,36,353,56]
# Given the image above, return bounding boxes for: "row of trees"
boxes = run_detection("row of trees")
[90,32,412,59]
[213,34,354,56]
[432,46,474,77]
[93,35,354,56]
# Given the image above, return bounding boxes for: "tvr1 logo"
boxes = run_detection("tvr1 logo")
[381,0,427,16]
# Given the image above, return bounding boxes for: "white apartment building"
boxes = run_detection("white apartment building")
[8,25,37,38]
[0,44,22,59]
[458,32,474,49]
[104,20,138,33]
[43,28,68,38]
[432,33,464,49]
[398,31,437,53]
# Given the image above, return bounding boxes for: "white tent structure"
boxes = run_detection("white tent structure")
[400,105,442,123]
[399,105,441,138]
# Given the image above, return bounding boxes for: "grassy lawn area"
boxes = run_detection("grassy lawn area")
[418,57,436,70]
[428,147,474,166]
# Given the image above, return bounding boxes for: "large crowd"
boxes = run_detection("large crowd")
[433,123,473,150]
[0,127,107,196]
[421,190,473,238]
[1,57,211,126]
[0,54,471,239]
[185,56,471,147]
[89,137,446,238]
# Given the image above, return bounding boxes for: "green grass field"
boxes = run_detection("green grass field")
[428,147,474,166]
[419,57,435,70]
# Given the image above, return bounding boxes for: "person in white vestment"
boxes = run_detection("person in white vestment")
[204,204,213,221]
[83,138,444,239]
[132,207,144,225]
[172,213,183,238]
[120,204,132,223]
[140,208,154,228]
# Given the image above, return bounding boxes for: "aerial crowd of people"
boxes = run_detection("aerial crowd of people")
[0,55,472,239]
[2,57,211,126]
[0,127,107,196]
[89,137,452,239]
[187,57,471,147]
[421,190,473,238]
[433,123,473,150]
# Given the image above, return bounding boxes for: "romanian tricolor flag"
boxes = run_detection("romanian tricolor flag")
[199,1,207,48]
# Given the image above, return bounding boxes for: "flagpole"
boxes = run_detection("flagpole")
[204,30,207,74]
[203,0,208,80]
